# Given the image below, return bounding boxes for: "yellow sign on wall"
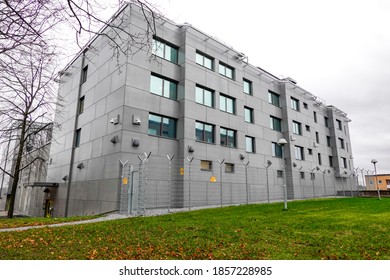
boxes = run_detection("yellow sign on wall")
[180,167,184,175]
[122,177,128,185]
[210,176,217,183]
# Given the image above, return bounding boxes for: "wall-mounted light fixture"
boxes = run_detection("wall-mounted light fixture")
[77,162,85,169]
[110,135,119,144]
[188,145,195,153]
[132,139,140,147]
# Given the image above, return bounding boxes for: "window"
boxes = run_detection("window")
[339,138,345,149]
[220,128,236,148]
[305,125,310,132]
[150,74,178,100]
[244,107,253,123]
[75,128,81,148]
[225,163,234,173]
[318,153,322,165]
[268,90,280,107]
[314,111,317,123]
[195,85,214,107]
[81,65,88,84]
[291,97,300,111]
[78,96,85,115]
[196,51,213,70]
[148,113,176,139]
[336,119,342,130]
[200,160,212,171]
[300,172,305,179]
[270,116,282,132]
[220,94,235,114]
[327,136,331,147]
[308,148,313,155]
[324,117,329,127]
[303,103,308,109]
[219,62,234,79]
[245,136,255,153]
[272,142,283,158]
[341,157,347,168]
[277,170,284,178]
[293,121,302,135]
[315,132,320,144]
[329,156,334,167]
[243,79,252,95]
[310,173,315,180]
[195,121,214,143]
[152,37,178,63]
[295,146,304,160]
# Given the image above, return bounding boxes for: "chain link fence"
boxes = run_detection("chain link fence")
[119,154,358,216]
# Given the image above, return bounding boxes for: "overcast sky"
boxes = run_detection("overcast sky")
[145,0,390,174]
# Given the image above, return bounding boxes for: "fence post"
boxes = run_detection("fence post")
[118,160,128,214]
[186,157,194,210]
[264,160,272,203]
[218,159,225,207]
[137,152,151,216]
[167,155,175,213]
[322,170,327,197]
[310,168,316,198]
[242,161,250,204]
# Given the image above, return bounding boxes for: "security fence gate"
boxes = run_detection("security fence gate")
[119,154,358,216]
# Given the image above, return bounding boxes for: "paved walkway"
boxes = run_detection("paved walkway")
[0,212,129,232]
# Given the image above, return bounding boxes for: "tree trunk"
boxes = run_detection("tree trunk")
[7,119,27,219]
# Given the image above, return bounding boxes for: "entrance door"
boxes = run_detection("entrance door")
[44,199,53,218]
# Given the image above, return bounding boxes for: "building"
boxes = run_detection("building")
[47,2,355,217]
[1,122,53,216]
[365,174,390,190]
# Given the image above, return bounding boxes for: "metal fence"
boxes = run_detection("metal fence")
[119,154,358,216]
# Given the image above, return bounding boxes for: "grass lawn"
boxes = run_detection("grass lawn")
[1,197,390,260]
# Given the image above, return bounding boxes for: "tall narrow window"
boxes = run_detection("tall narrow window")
[293,121,302,135]
[150,74,178,100]
[268,90,280,107]
[315,132,320,144]
[243,79,252,95]
[219,62,234,79]
[81,65,88,84]
[291,97,300,111]
[195,121,214,143]
[336,119,342,130]
[220,128,236,148]
[339,138,345,149]
[329,156,334,167]
[196,51,213,70]
[324,117,329,127]
[318,153,322,165]
[78,96,85,115]
[148,113,176,139]
[195,85,214,107]
[341,157,347,168]
[270,116,282,132]
[75,128,81,148]
[314,111,317,123]
[244,107,253,123]
[327,136,331,147]
[245,136,255,153]
[272,142,283,158]
[295,146,304,160]
[152,37,178,63]
[220,94,235,114]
